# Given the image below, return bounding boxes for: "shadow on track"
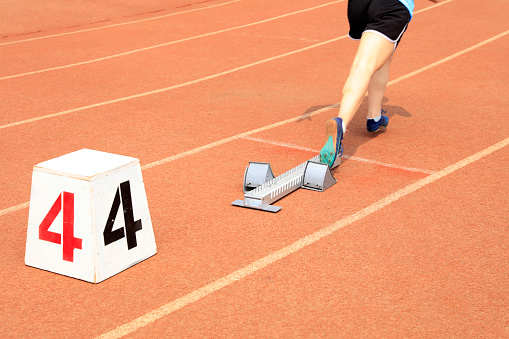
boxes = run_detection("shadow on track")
[301,96,412,170]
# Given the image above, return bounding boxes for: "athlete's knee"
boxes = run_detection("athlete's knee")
[349,60,377,82]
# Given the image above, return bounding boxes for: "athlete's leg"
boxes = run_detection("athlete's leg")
[320,32,395,167]
[338,31,395,128]
[367,53,393,119]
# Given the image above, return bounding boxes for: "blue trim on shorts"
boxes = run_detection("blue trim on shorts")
[398,0,414,19]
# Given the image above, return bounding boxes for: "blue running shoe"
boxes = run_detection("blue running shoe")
[367,109,389,132]
[320,117,343,168]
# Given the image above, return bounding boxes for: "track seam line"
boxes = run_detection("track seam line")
[241,136,436,174]
[1,26,506,217]
[96,136,509,339]
[0,0,345,80]
[0,0,244,46]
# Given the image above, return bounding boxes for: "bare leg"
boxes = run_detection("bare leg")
[367,54,393,119]
[320,32,395,166]
[337,32,395,128]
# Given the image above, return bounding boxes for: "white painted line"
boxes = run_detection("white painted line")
[226,33,322,42]
[344,156,436,175]
[414,0,455,14]
[388,29,509,87]
[242,136,436,175]
[0,0,243,46]
[0,0,460,129]
[243,136,319,153]
[0,202,30,217]
[97,136,509,339]
[0,0,451,48]
[1,26,506,217]
[0,36,348,131]
[0,104,340,217]
[0,1,345,80]
[140,104,340,170]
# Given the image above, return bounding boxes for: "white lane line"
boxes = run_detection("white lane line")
[0,1,345,80]
[343,156,436,174]
[1,26,506,217]
[243,136,319,153]
[0,0,453,48]
[97,136,509,339]
[415,0,455,13]
[0,202,30,217]
[388,30,509,87]
[140,105,340,170]
[0,35,348,131]
[0,0,457,129]
[0,104,341,217]
[242,136,436,175]
[0,0,243,46]
[225,33,322,42]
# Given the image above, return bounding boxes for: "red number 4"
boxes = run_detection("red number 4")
[39,192,82,262]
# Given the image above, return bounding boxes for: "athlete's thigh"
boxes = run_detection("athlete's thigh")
[351,31,395,74]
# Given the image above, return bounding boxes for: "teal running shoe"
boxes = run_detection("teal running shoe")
[320,117,343,167]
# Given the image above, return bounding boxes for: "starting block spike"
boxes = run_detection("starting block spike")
[232,153,341,212]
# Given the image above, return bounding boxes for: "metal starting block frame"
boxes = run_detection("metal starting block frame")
[232,155,340,212]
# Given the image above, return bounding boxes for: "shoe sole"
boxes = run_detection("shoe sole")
[320,118,340,167]
[325,118,338,141]
[368,125,387,133]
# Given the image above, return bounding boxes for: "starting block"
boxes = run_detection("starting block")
[25,149,157,283]
[232,154,340,212]
[242,162,275,193]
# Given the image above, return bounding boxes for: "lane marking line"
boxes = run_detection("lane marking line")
[125,28,509,170]
[1,26,506,217]
[0,104,340,216]
[140,105,340,170]
[388,30,509,87]
[0,0,456,129]
[0,202,30,217]
[97,136,509,339]
[243,136,319,153]
[0,0,243,46]
[242,136,436,175]
[226,33,322,42]
[0,1,345,80]
[0,0,453,48]
[0,35,348,131]
[415,0,454,13]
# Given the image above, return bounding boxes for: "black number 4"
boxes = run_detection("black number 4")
[103,181,142,250]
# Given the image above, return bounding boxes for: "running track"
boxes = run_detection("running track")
[1,0,508,337]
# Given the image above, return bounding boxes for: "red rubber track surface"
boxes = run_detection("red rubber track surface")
[1,0,508,337]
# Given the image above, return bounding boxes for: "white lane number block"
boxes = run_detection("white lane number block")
[25,149,157,283]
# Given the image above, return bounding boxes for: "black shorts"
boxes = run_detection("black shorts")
[348,0,411,45]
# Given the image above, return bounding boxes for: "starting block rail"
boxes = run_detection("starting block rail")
[232,154,340,212]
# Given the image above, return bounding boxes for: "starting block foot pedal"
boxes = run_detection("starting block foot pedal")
[301,161,337,191]
[242,162,275,193]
